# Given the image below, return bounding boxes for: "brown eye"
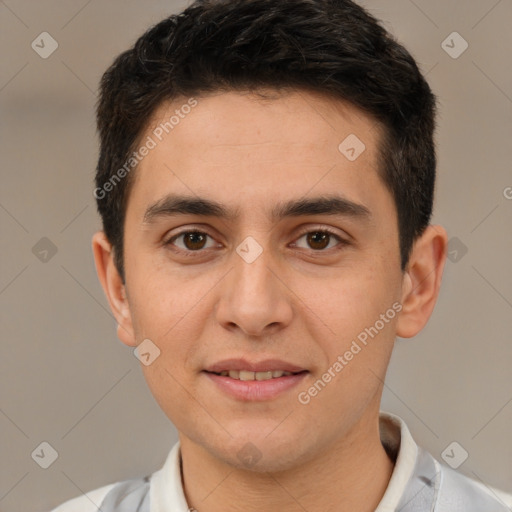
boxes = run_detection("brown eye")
[306,232,330,250]
[166,231,215,252]
[182,232,207,250]
[294,229,345,252]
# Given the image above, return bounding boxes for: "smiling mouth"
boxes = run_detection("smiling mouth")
[207,370,307,381]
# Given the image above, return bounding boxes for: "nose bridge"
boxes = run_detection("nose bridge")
[233,237,279,310]
[216,236,292,335]
[235,243,275,298]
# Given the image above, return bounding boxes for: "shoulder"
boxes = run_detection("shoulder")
[49,483,116,512]
[436,461,512,511]
[48,443,180,512]
[49,475,152,512]
[379,412,512,512]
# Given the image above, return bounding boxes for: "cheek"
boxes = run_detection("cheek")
[297,261,394,334]
[141,362,202,433]
[293,260,399,387]
[127,262,203,338]
[126,277,202,410]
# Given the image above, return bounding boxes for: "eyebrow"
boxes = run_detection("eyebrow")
[143,193,372,224]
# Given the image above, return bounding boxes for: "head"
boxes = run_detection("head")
[93,0,447,472]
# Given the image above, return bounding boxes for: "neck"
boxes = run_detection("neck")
[180,410,395,512]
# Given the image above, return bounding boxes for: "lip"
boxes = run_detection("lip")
[204,358,307,374]
[203,370,308,401]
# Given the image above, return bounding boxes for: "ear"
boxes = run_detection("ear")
[92,231,137,347]
[396,225,448,338]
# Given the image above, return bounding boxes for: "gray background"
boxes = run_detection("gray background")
[1,1,511,510]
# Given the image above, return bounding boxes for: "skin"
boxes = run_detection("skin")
[93,89,448,512]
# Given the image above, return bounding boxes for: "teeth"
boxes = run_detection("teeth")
[239,370,255,381]
[256,371,273,381]
[219,370,294,380]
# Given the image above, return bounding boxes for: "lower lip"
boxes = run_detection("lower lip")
[203,371,308,401]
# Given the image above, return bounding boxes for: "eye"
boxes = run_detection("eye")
[165,230,217,253]
[293,228,347,252]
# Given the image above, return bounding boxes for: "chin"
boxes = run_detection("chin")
[211,432,312,473]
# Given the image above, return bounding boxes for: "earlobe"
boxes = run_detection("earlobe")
[396,225,448,339]
[91,231,137,347]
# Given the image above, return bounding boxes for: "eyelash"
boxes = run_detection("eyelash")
[163,227,349,257]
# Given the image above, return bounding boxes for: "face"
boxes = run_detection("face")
[107,89,408,471]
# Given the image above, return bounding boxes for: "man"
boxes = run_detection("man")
[53,0,512,510]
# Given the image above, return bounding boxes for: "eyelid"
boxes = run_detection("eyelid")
[164,226,220,255]
[294,224,348,241]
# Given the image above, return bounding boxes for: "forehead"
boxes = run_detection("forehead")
[126,89,390,222]
[147,88,381,154]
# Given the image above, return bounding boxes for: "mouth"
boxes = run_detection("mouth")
[203,359,309,401]
[206,369,306,380]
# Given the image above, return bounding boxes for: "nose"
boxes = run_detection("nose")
[215,240,293,338]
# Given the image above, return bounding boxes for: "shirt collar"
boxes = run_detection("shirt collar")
[150,439,190,512]
[375,411,421,511]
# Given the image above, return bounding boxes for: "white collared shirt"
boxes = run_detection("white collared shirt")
[51,411,512,511]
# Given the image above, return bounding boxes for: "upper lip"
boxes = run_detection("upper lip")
[204,358,307,373]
